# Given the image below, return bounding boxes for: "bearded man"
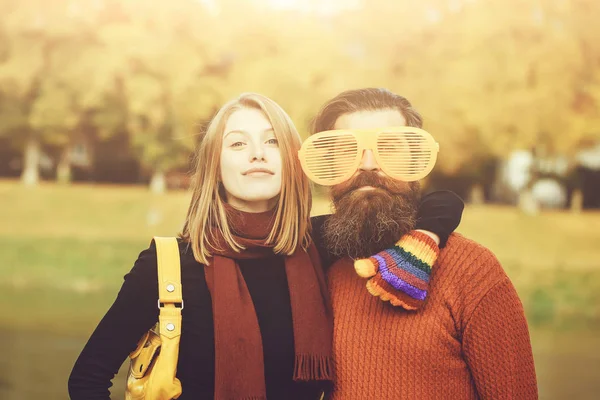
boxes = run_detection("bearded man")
[304,88,538,399]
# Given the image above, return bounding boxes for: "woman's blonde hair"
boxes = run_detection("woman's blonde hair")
[180,93,312,264]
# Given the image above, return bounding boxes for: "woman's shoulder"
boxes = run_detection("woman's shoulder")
[138,237,198,259]
[175,238,207,273]
[126,237,202,282]
[123,240,158,286]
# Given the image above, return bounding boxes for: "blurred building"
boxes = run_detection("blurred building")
[494,141,600,210]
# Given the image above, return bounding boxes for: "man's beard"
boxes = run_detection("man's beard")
[323,171,421,259]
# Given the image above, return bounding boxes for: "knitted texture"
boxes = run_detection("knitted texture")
[354,230,440,310]
[327,233,538,400]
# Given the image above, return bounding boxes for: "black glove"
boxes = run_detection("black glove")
[416,190,464,248]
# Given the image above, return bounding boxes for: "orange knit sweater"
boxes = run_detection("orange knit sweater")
[327,233,538,399]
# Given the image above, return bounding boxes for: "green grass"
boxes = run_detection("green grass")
[0,236,147,291]
[1,179,599,333]
[1,179,600,400]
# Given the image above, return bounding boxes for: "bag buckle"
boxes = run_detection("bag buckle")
[157,299,184,310]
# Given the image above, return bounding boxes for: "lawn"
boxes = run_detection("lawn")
[1,179,599,333]
[1,179,599,400]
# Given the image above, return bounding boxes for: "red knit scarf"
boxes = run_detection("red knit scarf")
[203,205,333,400]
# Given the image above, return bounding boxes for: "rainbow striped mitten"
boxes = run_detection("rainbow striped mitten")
[354,230,440,310]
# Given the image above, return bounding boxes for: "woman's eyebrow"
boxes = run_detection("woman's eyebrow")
[224,129,248,138]
[224,128,273,138]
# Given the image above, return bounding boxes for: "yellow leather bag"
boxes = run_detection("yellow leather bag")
[125,237,183,400]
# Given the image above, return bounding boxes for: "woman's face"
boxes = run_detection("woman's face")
[220,107,282,212]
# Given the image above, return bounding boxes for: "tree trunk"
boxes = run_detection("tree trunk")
[570,189,583,213]
[21,136,40,186]
[469,183,485,205]
[150,170,166,194]
[57,147,72,184]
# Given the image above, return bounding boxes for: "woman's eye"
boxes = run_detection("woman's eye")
[266,138,279,145]
[230,142,245,148]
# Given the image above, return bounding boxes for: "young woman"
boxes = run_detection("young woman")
[68,93,461,400]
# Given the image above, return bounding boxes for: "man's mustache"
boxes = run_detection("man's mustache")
[334,171,406,198]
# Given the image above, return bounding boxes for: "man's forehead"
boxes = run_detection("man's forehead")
[333,109,406,130]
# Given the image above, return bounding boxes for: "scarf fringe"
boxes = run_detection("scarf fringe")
[293,354,333,381]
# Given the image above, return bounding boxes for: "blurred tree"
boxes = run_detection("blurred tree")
[357,0,600,181]
[98,0,228,192]
[0,0,52,186]
[0,0,598,193]
[221,6,348,136]
[0,0,113,185]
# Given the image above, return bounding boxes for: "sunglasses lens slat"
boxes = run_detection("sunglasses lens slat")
[300,132,359,185]
[376,130,436,181]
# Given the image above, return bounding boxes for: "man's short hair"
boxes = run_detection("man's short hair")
[311,88,423,134]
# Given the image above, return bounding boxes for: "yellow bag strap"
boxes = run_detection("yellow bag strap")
[153,237,183,338]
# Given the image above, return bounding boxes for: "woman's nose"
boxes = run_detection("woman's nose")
[250,143,266,162]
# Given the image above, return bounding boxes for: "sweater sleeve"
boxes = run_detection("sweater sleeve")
[462,277,538,399]
[68,241,160,400]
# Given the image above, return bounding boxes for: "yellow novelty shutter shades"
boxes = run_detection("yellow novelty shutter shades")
[299,127,439,186]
